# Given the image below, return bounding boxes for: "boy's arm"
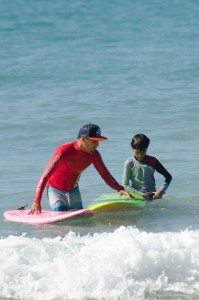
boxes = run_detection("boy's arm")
[155,159,172,195]
[122,160,140,196]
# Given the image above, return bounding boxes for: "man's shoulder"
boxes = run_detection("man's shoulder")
[54,141,75,155]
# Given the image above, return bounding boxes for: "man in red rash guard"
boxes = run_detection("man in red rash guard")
[29,124,130,214]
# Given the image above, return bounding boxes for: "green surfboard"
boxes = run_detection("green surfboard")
[87,192,146,213]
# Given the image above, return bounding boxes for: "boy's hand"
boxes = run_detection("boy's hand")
[119,190,134,199]
[152,190,164,200]
[28,202,41,215]
[144,192,155,200]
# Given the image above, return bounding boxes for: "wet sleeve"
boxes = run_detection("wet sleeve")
[92,152,124,192]
[155,159,172,193]
[34,150,63,203]
[122,160,142,196]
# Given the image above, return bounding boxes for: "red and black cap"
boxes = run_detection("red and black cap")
[77,124,107,141]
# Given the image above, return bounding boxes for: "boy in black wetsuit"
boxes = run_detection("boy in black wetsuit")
[122,134,172,200]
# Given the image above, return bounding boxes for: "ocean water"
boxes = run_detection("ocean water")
[0,0,199,299]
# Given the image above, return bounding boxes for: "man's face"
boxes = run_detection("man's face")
[83,138,99,154]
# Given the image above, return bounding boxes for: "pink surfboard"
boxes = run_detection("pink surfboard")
[4,209,94,224]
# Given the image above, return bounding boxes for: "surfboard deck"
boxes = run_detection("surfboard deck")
[87,193,146,213]
[4,209,94,224]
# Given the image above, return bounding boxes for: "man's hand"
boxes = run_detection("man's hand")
[118,190,134,199]
[28,202,41,215]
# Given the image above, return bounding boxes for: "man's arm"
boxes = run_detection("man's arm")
[93,152,130,197]
[29,150,62,214]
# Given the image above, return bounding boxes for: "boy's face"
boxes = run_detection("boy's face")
[133,148,147,161]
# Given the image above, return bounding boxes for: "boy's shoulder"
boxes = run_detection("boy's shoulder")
[124,155,158,169]
[124,156,135,165]
[143,155,157,167]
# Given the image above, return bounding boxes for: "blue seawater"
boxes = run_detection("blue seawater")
[0,0,199,299]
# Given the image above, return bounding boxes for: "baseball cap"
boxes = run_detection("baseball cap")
[77,124,107,141]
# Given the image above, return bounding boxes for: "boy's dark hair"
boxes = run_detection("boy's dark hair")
[131,134,150,150]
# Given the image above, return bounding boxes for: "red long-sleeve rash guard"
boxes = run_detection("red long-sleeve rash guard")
[34,141,123,203]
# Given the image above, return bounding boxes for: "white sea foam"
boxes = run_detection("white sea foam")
[0,227,199,299]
